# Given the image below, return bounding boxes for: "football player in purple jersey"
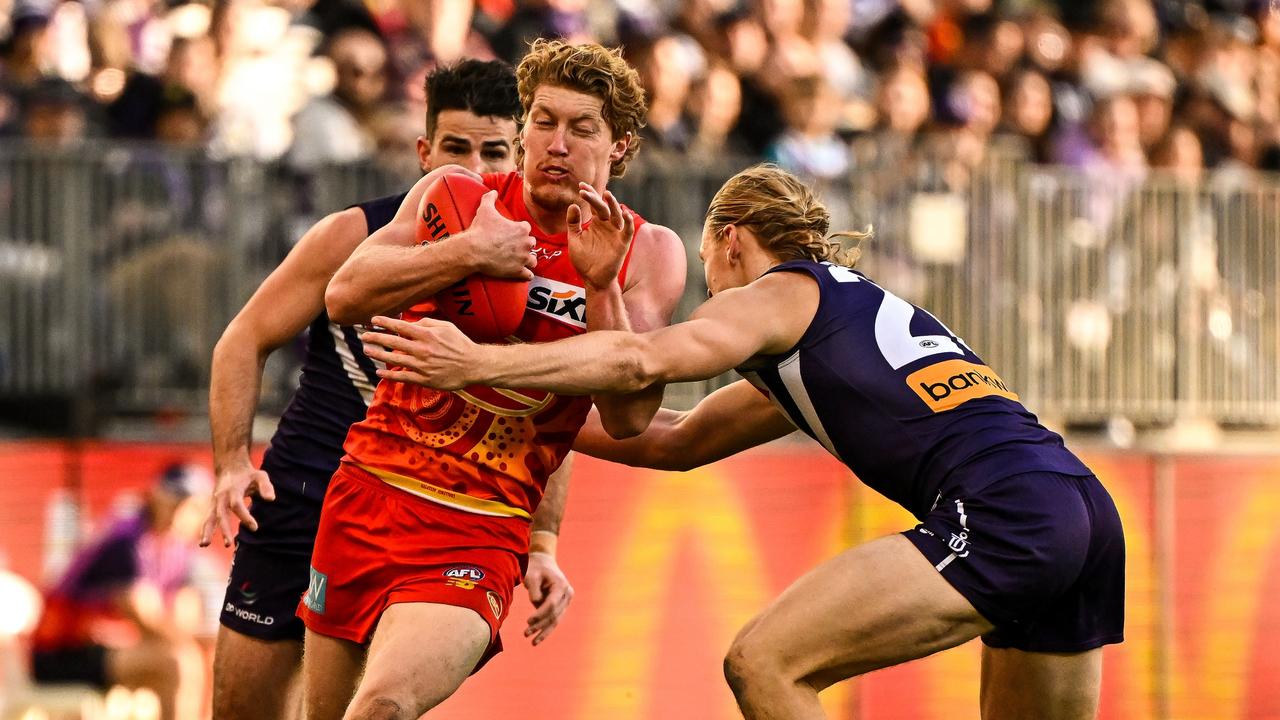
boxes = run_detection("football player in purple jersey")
[365,164,1124,720]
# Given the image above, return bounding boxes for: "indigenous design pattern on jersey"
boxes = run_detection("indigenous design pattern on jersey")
[257,191,405,502]
[343,172,644,518]
[737,260,1091,519]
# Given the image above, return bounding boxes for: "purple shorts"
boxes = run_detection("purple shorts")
[904,471,1125,652]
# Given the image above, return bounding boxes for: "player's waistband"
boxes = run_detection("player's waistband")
[354,464,532,520]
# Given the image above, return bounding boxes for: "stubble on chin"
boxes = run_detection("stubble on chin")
[528,181,576,213]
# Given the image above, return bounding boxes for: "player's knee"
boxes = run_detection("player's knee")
[345,695,412,720]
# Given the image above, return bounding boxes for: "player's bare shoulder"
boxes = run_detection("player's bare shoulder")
[625,222,686,289]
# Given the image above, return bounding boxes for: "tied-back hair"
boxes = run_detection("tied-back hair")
[424,59,521,139]
[706,164,869,268]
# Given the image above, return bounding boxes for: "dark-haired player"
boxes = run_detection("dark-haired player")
[201,60,575,720]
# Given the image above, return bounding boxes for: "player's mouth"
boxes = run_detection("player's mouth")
[538,164,572,182]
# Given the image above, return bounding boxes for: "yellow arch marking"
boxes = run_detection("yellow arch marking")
[1171,477,1280,719]
[577,467,790,720]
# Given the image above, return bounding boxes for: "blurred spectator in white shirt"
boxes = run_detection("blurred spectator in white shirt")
[766,74,850,178]
[287,27,387,170]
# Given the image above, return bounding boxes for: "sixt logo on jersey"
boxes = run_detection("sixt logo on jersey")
[526,276,586,328]
[906,359,1019,413]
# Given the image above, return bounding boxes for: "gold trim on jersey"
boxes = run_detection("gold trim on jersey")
[358,464,532,520]
[455,387,555,417]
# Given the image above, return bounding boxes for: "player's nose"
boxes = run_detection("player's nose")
[547,128,569,155]
[462,153,487,174]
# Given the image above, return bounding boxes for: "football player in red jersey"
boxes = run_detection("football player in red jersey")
[200,61,576,720]
[306,40,687,720]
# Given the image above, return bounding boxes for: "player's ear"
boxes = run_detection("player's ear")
[416,136,431,174]
[608,131,632,163]
[724,224,741,262]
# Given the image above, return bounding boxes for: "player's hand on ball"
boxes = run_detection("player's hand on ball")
[199,464,275,548]
[363,315,478,390]
[568,182,634,290]
[468,190,536,280]
[523,551,574,646]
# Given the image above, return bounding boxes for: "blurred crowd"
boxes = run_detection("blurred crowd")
[2,0,1280,181]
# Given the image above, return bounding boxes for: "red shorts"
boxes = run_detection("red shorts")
[298,464,528,665]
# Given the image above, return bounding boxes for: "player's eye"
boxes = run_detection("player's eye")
[483,150,508,160]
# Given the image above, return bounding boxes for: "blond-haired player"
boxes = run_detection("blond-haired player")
[301,41,686,720]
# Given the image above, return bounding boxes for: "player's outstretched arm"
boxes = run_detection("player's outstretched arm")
[568,185,687,439]
[523,453,574,646]
[203,208,368,547]
[573,380,796,471]
[362,270,817,397]
[325,167,536,325]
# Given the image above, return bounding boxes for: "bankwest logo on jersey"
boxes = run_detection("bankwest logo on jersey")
[907,359,1019,412]
[526,276,586,328]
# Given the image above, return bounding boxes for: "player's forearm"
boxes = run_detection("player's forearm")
[574,383,797,471]
[583,280,664,438]
[572,408,693,470]
[530,453,573,545]
[326,236,480,325]
[209,328,269,475]
[475,331,659,395]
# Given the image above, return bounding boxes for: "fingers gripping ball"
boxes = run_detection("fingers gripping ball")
[417,175,530,341]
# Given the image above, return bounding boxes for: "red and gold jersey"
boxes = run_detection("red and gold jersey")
[342,172,644,519]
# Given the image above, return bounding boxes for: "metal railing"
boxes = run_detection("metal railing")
[1,140,1277,430]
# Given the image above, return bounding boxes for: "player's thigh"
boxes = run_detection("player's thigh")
[212,626,303,720]
[346,602,490,718]
[980,645,1102,720]
[728,533,994,690]
[303,629,366,720]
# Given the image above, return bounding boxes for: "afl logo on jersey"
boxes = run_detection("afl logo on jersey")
[526,276,586,329]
